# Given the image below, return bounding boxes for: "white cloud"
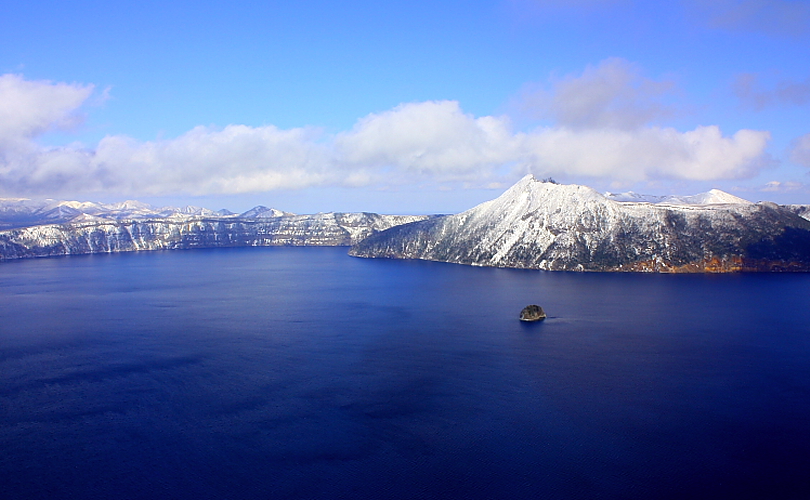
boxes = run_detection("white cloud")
[510,58,769,181]
[515,58,677,130]
[1,124,335,196]
[790,133,810,168]
[0,73,774,198]
[0,74,94,149]
[521,125,770,181]
[334,101,518,180]
[92,125,332,195]
[335,100,770,183]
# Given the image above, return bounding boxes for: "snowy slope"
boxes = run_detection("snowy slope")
[0,197,240,229]
[0,210,427,261]
[351,175,810,272]
[787,205,810,222]
[604,189,752,205]
[238,206,295,218]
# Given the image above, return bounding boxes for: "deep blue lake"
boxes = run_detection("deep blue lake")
[2,247,810,499]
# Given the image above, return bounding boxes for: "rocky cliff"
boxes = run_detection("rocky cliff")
[0,212,427,261]
[350,175,810,272]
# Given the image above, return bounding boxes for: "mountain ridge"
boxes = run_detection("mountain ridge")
[350,175,810,272]
[3,179,810,270]
[603,188,753,205]
[0,210,427,261]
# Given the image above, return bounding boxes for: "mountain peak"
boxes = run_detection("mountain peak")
[239,206,295,218]
[351,175,810,272]
[604,188,751,205]
[488,176,606,215]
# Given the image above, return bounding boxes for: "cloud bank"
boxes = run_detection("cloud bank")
[0,67,772,197]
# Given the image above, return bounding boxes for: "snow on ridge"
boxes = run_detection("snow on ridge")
[239,206,295,218]
[1,195,423,233]
[447,175,621,265]
[466,175,607,219]
[787,204,810,222]
[352,175,810,272]
[0,197,296,228]
[603,191,667,203]
[605,188,752,205]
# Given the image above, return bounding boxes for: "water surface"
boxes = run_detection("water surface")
[2,247,809,499]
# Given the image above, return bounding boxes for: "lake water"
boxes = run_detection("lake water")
[1,247,809,499]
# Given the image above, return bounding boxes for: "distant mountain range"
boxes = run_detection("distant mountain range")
[350,175,810,272]
[0,198,426,261]
[602,188,753,205]
[3,179,810,272]
[0,197,277,230]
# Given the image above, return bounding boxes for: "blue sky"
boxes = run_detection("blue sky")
[2,0,809,213]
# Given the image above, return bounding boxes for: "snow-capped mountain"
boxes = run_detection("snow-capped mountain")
[0,199,427,261]
[604,189,753,205]
[0,197,241,229]
[3,180,809,271]
[350,175,810,272]
[238,206,295,218]
[787,204,810,222]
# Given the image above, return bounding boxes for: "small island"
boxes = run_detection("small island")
[520,305,546,322]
